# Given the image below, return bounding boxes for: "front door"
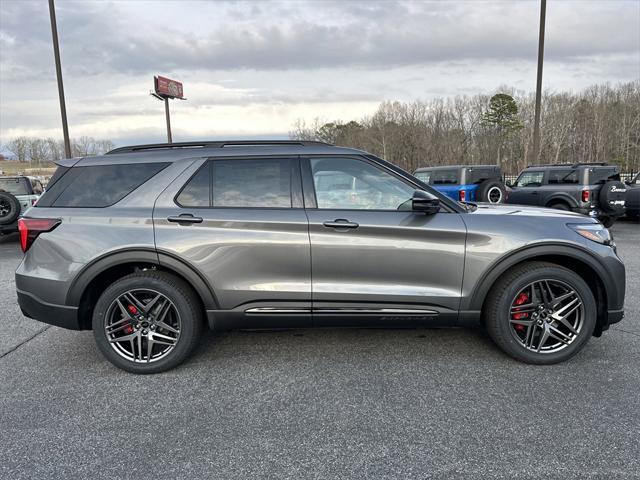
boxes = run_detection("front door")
[508,170,545,206]
[153,157,311,327]
[302,156,467,326]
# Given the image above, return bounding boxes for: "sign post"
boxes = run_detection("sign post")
[151,76,185,144]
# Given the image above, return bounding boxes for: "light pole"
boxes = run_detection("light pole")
[532,0,546,164]
[48,0,71,158]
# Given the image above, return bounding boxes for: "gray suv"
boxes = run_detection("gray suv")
[506,163,627,227]
[15,141,625,373]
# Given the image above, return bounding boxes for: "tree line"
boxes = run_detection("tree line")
[2,136,115,163]
[291,81,640,174]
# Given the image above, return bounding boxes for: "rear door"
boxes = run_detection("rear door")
[302,156,467,326]
[537,169,579,206]
[153,157,311,327]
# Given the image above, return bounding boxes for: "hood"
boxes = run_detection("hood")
[468,202,594,220]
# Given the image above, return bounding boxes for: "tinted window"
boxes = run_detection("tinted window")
[212,159,292,208]
[547,169,578,184]
[0,177,29,195]
[176,164,210,207]
[432,170,459,185]
[515,171,544,187]
[311,157,414,210]
[414,171,431,183]
[49,163,168,207]
[589,168,619,185]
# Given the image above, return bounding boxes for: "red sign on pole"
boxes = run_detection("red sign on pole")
[154,76,184,99]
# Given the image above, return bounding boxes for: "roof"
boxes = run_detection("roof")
[58,140,368,167]
[415,165,500,171]
[524,162,613,169]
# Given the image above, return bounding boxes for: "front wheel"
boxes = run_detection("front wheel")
[93,271,203,374]
[483,262,596,364]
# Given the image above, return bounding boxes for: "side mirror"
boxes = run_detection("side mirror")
[412,190,440,214]
[506,180,513,188]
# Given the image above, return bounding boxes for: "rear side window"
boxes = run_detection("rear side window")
[176,164,210,207]
[589,168,619,185]
[432,170,459,185]
[38,162,169,208]
[0,177,29,195]
[212,159,292,208]
[547,169,579,184]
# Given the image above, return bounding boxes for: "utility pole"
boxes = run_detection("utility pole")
[48,0,71,158]
[532,0,546,164]
[164,98,172,143]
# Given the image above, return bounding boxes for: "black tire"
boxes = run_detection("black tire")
[598,180,626,217]
[0,192,21,225]
[477,180,506,203]
[600,216,615,228]
[92,271,203,374]
[548,202,570,211]
[626,209,639,220]
[483,261,596,364]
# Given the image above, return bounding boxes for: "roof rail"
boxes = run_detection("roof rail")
[106,140,332,155]
[526,162,610,168]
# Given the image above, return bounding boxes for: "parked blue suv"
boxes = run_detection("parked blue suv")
[414,165,506,203]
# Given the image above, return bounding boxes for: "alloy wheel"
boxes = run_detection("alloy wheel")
[0,199,10,218]
[508,279,584,354]
[105,289,181,363]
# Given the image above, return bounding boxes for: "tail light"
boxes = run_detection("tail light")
[459,190,466,202]
[582,189,590,203]
[17,218,60,253]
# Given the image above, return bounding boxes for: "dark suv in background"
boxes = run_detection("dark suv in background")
[15,141,625,373]
[506,163,627,227]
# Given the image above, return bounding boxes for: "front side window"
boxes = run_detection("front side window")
[414,171,431,184]
[431,170,459,185]
[311,157,414,210]
[515,171,544,187]
[213,159,292,208]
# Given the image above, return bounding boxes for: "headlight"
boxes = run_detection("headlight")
[568,223,613,245]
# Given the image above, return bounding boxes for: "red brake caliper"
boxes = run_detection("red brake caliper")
[123,305,138,334]
[512,292,530,331]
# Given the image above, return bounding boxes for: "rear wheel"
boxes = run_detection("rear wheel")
[484,262,596,364]
[92,271,203,374]
[0,192,21,225]
[477,180,506,203]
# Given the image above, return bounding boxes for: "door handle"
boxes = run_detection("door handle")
[167,214,203,225]
[323,219,359,229]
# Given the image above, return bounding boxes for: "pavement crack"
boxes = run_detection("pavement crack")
[0,325,51,359]
[610,327,640,339]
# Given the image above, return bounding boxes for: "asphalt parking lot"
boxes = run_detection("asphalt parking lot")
[1,222,639,479]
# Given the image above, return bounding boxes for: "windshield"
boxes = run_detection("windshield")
[0,177,29,195]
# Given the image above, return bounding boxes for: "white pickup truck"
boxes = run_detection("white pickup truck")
[0,176,44,235]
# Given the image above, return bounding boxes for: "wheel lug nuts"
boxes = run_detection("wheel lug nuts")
[150,325,155,330]
[143,329,148,335]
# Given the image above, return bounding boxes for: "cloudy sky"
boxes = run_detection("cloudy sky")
[0,0,638,146]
